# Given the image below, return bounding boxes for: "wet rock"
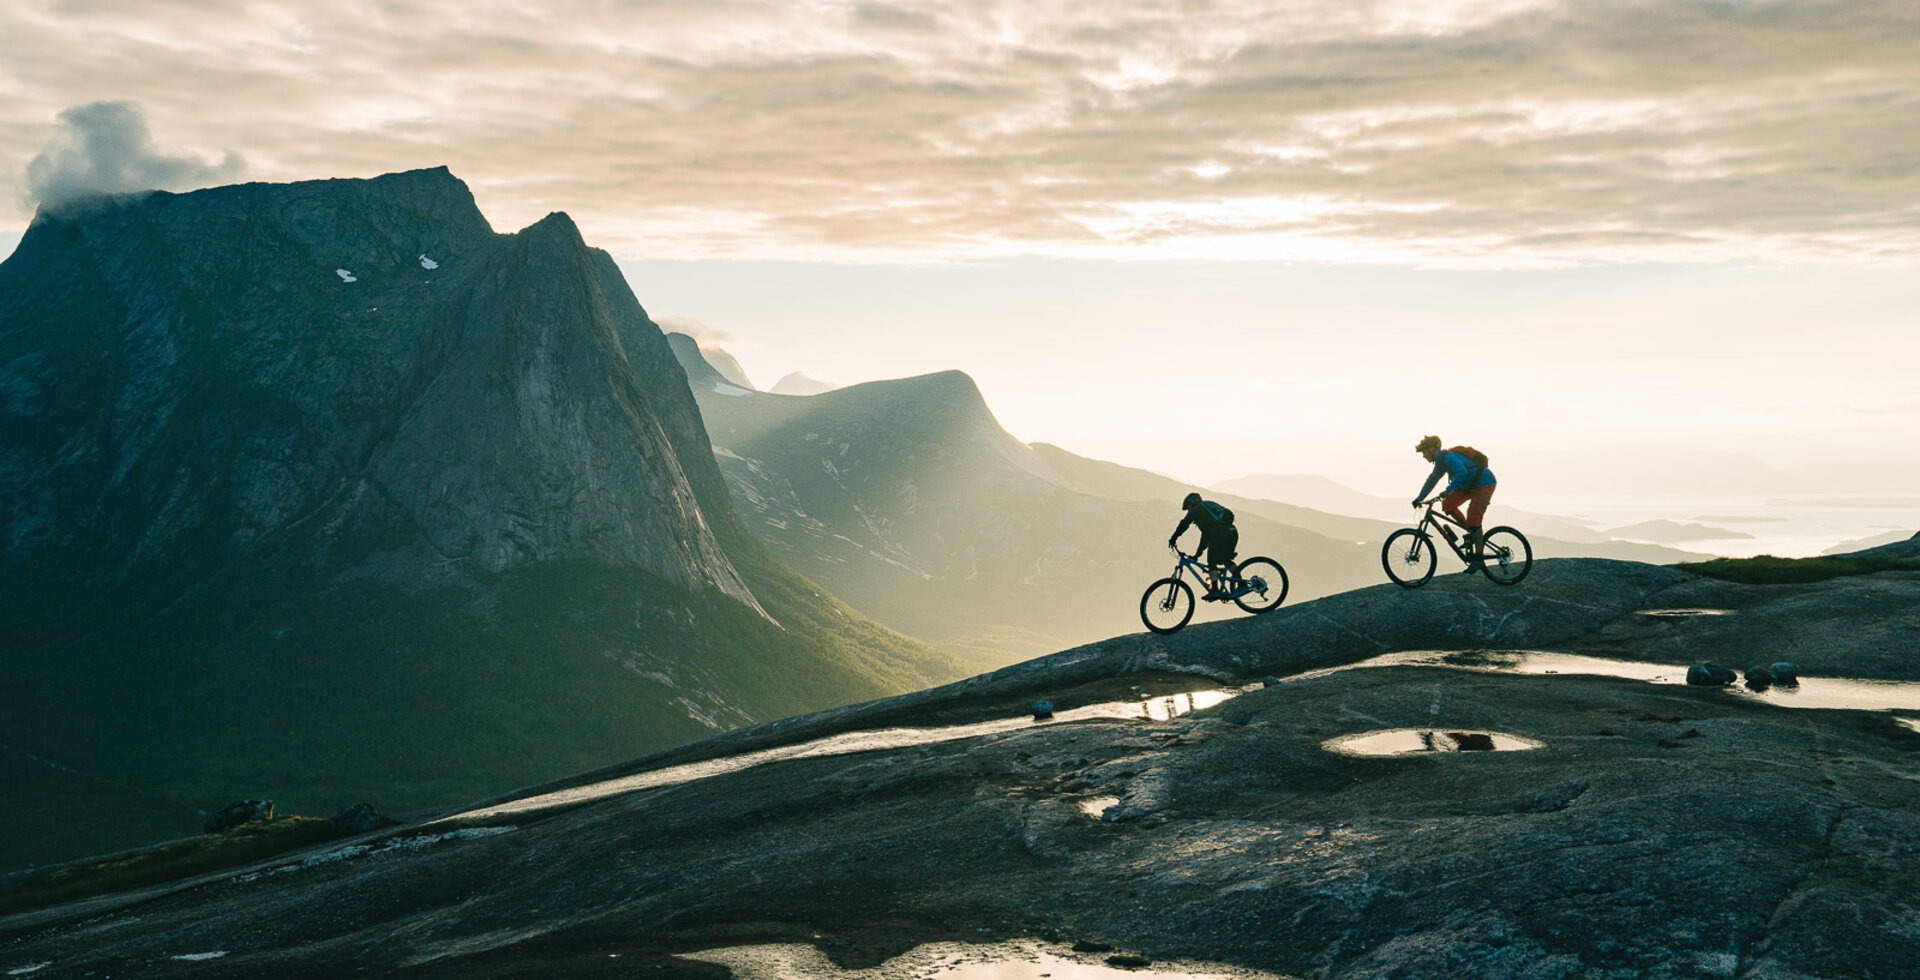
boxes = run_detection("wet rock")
[1687,664,1738,686]
[331,803,380,834]
[1032,699,1055,720]
[1744,666,1774,690]
[1770,662,1800,685]
[205,800,274,834]
[1263,676,1281,687]
[1105,952,1154,968]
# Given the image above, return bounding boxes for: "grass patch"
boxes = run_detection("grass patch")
[1677,554,1920,585]
[0,816,355,917]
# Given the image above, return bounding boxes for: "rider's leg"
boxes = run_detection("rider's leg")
[1463,485,1495,545]
[1197,538,1221,598]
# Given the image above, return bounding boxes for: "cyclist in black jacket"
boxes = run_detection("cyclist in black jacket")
[1169,492,1239,600]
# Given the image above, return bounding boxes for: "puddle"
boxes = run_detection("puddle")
[1298,650,1920,715]
[677,940,1281,979]
[443,652,1920,827]
[1078,796,1121,819]
[1898,719,1920,735]
[445,690,1244,824]
[1325,729,1543,756]
[1635,608,1737,618]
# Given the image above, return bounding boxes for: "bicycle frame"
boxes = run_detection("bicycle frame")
[1167,549,1253,598]
[1413,501,1479,561]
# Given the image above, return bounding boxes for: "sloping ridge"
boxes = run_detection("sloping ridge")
[10,552,1920,978]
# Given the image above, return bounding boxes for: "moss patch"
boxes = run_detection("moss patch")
[1677,554,1920,585]
[0,816,355,916]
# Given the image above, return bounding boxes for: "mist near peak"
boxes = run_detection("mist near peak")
[23,100,244,211]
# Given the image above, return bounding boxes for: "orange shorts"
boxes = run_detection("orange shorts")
[1441,484,1495,529]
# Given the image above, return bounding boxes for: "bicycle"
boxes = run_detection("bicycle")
[1139,548,1289,634]
[1381,500,1532,588]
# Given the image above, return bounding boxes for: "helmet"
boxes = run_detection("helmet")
[1415,435,1442,454]
[1182,492,1202,509]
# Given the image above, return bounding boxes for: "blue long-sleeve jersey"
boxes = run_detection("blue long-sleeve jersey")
[1417,451,1497,501]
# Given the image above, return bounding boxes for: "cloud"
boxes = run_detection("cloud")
[3,1,1916,261]
[23,101,244,210]
[655,316,742,348]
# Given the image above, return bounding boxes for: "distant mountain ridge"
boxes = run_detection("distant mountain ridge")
[0,170,963,869]
[671,342,1701,662]
[771,371,839,395]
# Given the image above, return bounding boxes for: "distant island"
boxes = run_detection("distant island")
[1604,519,1754,543]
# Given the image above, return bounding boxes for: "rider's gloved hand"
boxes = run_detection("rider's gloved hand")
[1411,500,1421,508]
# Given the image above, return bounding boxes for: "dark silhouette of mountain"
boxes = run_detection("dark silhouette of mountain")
[0,169,965,870]
[665,332,754,392]
[8,549,1920,977]
[671,344,1695,662]
[770,371,839,395]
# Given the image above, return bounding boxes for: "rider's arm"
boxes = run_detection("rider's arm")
[1414,462,1446,504]
[1169,513,1194,546]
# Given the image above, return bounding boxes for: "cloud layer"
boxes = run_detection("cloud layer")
[23,100,244,210]
[3,0,1916,261]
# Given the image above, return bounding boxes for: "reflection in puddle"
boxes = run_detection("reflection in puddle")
[445,690,1243,824]
[1302,650,1920,715]
[1636,608,1737,618]
[1325,729,1544,757]
[1078,796,1121,819]
[678,941,1280,979]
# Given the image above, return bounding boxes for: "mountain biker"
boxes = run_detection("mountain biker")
[1412,435,1496,569]
[1169,492,1238,600]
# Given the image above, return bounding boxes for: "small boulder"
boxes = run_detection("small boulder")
[331,803,380,834]
[205,799,275,834]
[1769,662,1800,685]
[1031,699,1055,720]
[1744,666,1774,690]
[1687,664,1737,686]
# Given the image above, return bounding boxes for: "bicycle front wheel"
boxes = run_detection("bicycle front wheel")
[1140,577,1196,634]
[1231,557,1289,613]
[1478,526,1533,585]
[1382,529,1437,588]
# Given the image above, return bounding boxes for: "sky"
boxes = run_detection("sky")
[3,0,1918,508]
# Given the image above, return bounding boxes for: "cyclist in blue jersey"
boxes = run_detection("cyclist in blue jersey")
[1413,435,1497,569]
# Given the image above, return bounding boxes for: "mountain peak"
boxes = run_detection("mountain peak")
[0,166,754,605]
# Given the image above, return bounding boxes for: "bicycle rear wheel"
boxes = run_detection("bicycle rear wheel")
[1140,577,1196,634]
[1230,557,1289,613]
[1478,526,1533,585]
[1382,529,1437,588]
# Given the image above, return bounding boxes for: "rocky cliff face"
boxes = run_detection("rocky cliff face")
[0,170,960,870]
[0,167,751,605]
